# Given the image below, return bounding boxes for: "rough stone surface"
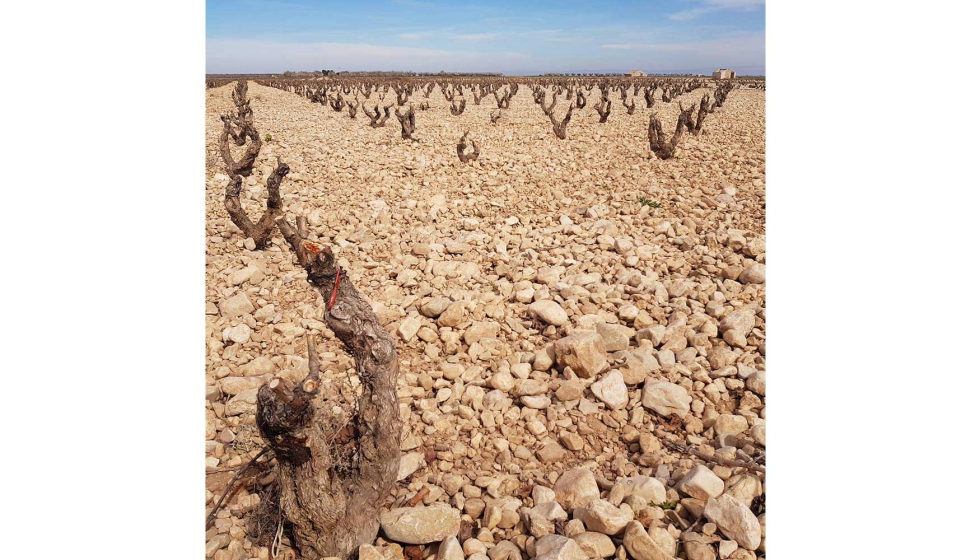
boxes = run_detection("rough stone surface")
[724,474,764,508]
[553,468,601,510]
[738,264,765,284]
[438,536,465,560]
[714,414,749,435]
[641,380,692,417]
[571,532,616,558]
[529,300,570,326]
[397,452,426,481]
[677,465,725,501]
[704,494,762,551]
[612,476,667,506]
[595,323,632,352]
[203,82,767,560]
[379,506,462,544]
[590,370,629,409]
[581,499,634,535]
[534,535,590,560]
[421,297,452,318]
[219,292,254,318]
[555,332,608,378]
[622,521,675,560]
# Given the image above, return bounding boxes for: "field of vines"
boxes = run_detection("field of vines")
[205,75,766,560]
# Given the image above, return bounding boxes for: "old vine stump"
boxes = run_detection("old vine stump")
[256,217,402,560]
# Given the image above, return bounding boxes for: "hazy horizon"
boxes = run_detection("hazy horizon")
[207,0,765,76]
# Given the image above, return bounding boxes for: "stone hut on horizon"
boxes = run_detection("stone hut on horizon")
[624,70,647,77]
[713,69,736,79]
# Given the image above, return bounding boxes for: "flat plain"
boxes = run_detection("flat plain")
[205,78,766,560]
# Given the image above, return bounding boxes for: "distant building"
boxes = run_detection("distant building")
[625,70,648,77]
[713,69,736,79]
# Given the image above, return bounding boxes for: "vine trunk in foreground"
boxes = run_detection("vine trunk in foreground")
[255,217,402,560]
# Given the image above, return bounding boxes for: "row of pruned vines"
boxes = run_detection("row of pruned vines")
[211,80,403,560]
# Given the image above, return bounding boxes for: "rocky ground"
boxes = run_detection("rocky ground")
[205,80,766,560]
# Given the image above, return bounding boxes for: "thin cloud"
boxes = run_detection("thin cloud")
[707,0,764,8]
[391,0,435,7]
[206,38,525,73]
[397,32,430,40]
[670,0,764,21]
[590,31,764,75]
[600,43,695,52]
[669,8,711,21]
[451,33,500,41]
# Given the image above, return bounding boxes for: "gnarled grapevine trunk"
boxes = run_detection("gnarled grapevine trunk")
[456,131,480,162]
[547,103,574,140]
[219,114,262,177]
[223,159,290,249]
[396,104,416,139]
[648,111,686,160]
[257,218,402,560]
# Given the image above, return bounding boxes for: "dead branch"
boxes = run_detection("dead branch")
[206,446,273,529]
[395,86,410,106]
[663,439,766,476]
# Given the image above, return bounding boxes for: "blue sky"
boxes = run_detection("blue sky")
[207,0,764,75]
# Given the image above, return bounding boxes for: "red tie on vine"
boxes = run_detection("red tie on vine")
[327,267,345,310]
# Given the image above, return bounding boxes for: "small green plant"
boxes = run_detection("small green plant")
[658,501,678,510]
[265,133,273,142]
[638,196,661,208]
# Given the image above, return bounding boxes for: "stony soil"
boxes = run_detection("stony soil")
[205,80,766,560]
